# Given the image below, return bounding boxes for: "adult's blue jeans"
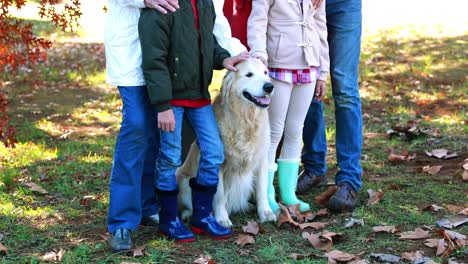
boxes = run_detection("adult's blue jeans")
[301,0,363,192]
[155,104,224,191]
[107,86,159,233]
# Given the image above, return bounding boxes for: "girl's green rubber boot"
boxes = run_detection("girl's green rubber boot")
[267,164,280,213]
[277,159,310,212]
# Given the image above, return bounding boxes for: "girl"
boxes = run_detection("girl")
[248,0,329,212]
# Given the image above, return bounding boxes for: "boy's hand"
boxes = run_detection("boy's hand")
[315,80,326,101]
[144,0,179,14]
[223,51,250,71]
[158,109,176,132]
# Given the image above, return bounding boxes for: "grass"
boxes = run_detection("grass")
[0,6,467,264]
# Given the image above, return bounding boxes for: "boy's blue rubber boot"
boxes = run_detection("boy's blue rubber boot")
[157,189,195,243]
[189,179,232,239]
[277,159,310,212]
[268,164,280,213]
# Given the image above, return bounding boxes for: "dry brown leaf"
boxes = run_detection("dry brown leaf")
[321,231,343,242]
[436,215,468,229]
[422,204,445,212]
[41,249,65,262]
[388,149,416,163]
[442,230,467,246]
[400,251,424,261]
[0,242,8,255]
[425,149,448,158]
[314,186,338,206]
[367,189,385,206]
[302,211,316,222]
[302,232,333,252]
[424,238,443,248]
[288,204,304,223]
[399,228,430,240]
[436,238,448,256]
[344,218,364,228]
[242,221,260,235]
[372,226,400,234]
[325,250,357,262]
[316,208,329,217]
[192,254,213,264]
[348,260,370,264]
[463,170,468,181]
[299,222,326,230]
[277,203,299,227]
[447,204,465,212]
[422,165,442,175]
[458,208,468,216]
[23,182,48,194]
[235,234,255,247]
[133,245,145,257]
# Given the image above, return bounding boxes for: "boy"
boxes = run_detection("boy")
[139,0,246,242]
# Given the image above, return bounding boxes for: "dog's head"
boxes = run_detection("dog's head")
[221,58,274,108]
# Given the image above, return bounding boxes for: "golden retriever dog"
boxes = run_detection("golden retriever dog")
[176,58,277,227]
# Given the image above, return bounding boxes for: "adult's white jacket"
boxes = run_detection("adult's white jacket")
[105,0,246,86]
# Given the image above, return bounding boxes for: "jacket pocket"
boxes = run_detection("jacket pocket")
[274,33,284,59]
[170,56,186,92]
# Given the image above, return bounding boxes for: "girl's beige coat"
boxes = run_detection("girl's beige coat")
[247,0,330,81]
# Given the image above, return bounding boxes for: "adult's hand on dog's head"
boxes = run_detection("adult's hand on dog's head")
[223,52,250,71]
[315,80,327,101]
[144,0,179,14]
[158,109,176,132]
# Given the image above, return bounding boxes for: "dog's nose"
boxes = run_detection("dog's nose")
[263,83,274,93]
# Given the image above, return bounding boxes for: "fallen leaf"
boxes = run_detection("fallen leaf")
[344,218,364,228]
[277,203,299,227]
[23,182,48,194]
[425,149,448,159]
[424,238,443,248]
[315,186,338,206]
[192,254,213,264]
[302,232,332,252]
[288,204,304,223]
[242,221,260,235]
[367,189,385,206]
[0,242,8,255]
[436,215,468,229]
[325,250,357,262]
[447,204,465,213]
[289,253,307,260]
[422,165,442,175]
[372,225,399,233]
[413,257,435,264]
[462,170,468,181]
[299,222,326,230]
[348,260,370,264]
[133,245,145,257]
[399,228,430,240]
[316,208,329,217]
[436,238,448,256]
[422,204,445,212]
[388,149,416,163]
[235,234,255,247]
[401,251,424,262]
[458,208,468,216]
[302,211,316,222]
[41,249,65,262]
[369,253,401,263]
[441,230,466,246]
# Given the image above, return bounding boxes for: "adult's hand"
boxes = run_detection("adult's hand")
[312,0,323,9]
[144,0,179,14]
[223,51,250,71]
[158,109,176,131]
[314,80,326,101]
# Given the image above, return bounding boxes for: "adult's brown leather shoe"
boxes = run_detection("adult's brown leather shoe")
[296,170,328,195]
[327,182,357,212]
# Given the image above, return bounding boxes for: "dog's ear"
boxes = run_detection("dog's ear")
[220,71,234,104]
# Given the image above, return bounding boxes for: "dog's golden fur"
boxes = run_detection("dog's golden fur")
[176,58,276,227]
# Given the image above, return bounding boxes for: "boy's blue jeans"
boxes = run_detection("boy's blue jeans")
[156,104,224,191]
[107,86,159,233]
[301,0,363,192]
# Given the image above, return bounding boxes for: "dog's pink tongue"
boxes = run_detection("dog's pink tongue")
[257,97,270,105]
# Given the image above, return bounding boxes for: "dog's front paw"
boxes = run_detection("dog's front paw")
[214,209,233,228]
[258,208,277,223]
